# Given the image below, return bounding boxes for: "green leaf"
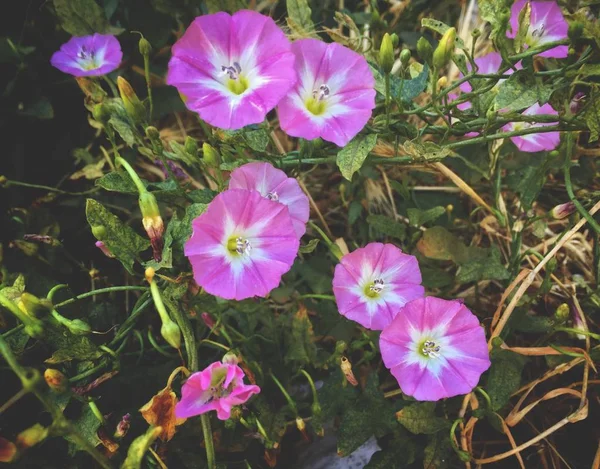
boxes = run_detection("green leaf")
[65,405,102,451]
[423,433,453,469]
[365,435,416,468]
[86,199,150,274]
[286,0,316,37]
[109,116,136,146]
[44,322,102,364]
[584,91,600,142]
[407,206,445,227]
[396,402,449,434]
[486,348,527,411]
[299,238,319,254]
[244,129,270,152]
[168,203,207,253]
[456,247,510,283]
[53,0,111,35]
[205,0,247,13]
[284,308,317,366]
[494,70,553,112]
[166,141,198,166]
[120,426,162,469]
[337,134,378,181]
[417,226,467,262]
[402,140,453,162]
[367,214,406,241]
[507,152,557,209]
[478,0,512,40]
[421,19,467,49]
[372,64,429,104]
[96,171,145,194]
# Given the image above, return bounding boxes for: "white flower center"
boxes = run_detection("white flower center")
[422,340,441,358]
[266,191,279,202]
[531,23,545,38]
[369,278,384,294]
[235,236,251,256]
[221,62,242,80]
[312,84,330,102]
[77,46,99,70]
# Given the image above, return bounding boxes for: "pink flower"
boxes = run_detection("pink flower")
[228,162,309,238]
[380,297,491,401]
[167,11,297,130]
[184,189,299,300]
[459,52,521,96]
[503,103,560,152]
[175,361,260,420]
[277,39,376,147]
[508,0,568,58]
[50,34,122,76]
[332,243,424,330]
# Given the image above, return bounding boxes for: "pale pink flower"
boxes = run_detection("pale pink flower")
[503,102,560,152]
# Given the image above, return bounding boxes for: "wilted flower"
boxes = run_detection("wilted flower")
[277,39,376,147]
[380,296,491,401]
[508,0,568,58]
[175,361,260,420]
[50,34,122,76]
[184,189,299,300]
[332,243,424,330]
[167,11,296,130]
[228,162,309,238]
[503,103,560,152]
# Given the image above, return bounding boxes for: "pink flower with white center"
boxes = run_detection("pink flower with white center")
[228,162,309,238]
[184,189,299,300]
[332,243,424,330]
[503,102,560,152]
[508,0,569,59]
[175,361,260,420]
[380,296,491,401]
[50,34,122,77]
[167,11,297,130]
[277,39,376,147]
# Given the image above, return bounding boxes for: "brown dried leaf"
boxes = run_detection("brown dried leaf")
[139,386,185,442]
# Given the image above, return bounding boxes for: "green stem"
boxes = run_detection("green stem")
[53,286,147,309]
[109,293,152,347]
[2,179,99,196]
[385,73,391,127]
[115,156,147,194]
[0,293,43,337]
[271,374,298,416]
[102,75,119,97]
[564,132,600,234]
[298,294,335,301]
[200,414,216,469]
[143,56,154,121]
[148,280,171,324]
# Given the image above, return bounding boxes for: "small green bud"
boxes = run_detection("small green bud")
[416,37,433,64]
[16,424,48,449]
[145,126,163,152]
[44,369,69,393]
[390,33,399,48]
[549,150,560,158]
[555,303,570,323]
[486,108,496,120]
[433,27,456,70]
[91,225,107,240]
[400,49,411,68]
[379,33,395,74]
[472,28,481,39]
[202,143,221,167]
[222,351,240,365]
[184,136,199,158]
[67,319,92,335]
[334,340,347,354]
[19,293,52,319]
[117,76,146,124]
[491,336,503,348]
[161,319,181,350]
[139,37,152,57]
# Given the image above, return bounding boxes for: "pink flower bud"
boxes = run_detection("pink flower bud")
[95,241,115,258]
[550,201,576,220]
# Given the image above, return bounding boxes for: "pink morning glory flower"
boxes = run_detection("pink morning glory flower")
[167,11,297,130]
[508,0,568,58]
[50,34,122,77]
[332,243,424,330]
[175,361,260,420]
[380,296,491,401]
[228,162,309,238]
[277,39,376,147]
[503,102,560,152]
[184,189,300,300]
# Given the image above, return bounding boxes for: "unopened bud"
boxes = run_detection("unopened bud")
[67,319,92,335]
[311,401,322,417]
[554,303,569,323]
[379,33,395,74]
[19,293,52,319]
[437,76,447,90]
[201,312,216,329]
[0,175,7,186]
[95,241,115,258]
[570,303,587,340]
[295,416,306,433]
[139,37,152,57]
[399,49,411,68]
[117,77,146,124]
[145,267,156,283]
[44,368,69,393]
[16,424,48,449]
[550,201,575,220]
[472,28,481,39]
[75,77,106,103]
[417,37,433,64]
[334,340,347,354]
[184,136,199,158]
[202,143,220,167]
[0,437,17,463]
[114,413,131,439]
[139,192,164,262]
[222,351,240,365]
[390,33,399,48]
[432,27,456,70]
[160,319,181,349]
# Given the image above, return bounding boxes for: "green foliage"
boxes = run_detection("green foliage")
[584,89,600,142]
[486,348,527,411]
[286,0,317,37]
[407,206,445,227]
[53,0,112,35]
[495,70,554,112]
[336,134,378,181]
[397,402,450,434]
[367,214,407,240]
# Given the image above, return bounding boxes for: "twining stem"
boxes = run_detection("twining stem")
[53,286,148,309]
[200,414,216,469]
[0,179,99,196]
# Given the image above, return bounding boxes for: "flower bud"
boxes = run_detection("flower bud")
[570,303,587,340]
[117,76,146,124]
[295,416,306,433]
[554,303,569,323]
[184,136,199,158]
[95,241,115,258]
[201,312,216,329]
[145,267,156,283]
[379,33,395,74]
[329,243,343,261]
[114,413,131,440]
[44,368,69,393]
[19,293,52,319]
[432,27,456,70]
[550,201,575,220]
[0,437,17,463]
[0,175,6,186]
[202,143,220,167]
[417,37,433,64]
[16,424,48,449]
[399,49,411,68]
[139,37,152,57]
[471,28,481,39]
[390,33,399,48]
[75,77,106,103]
[160,318,181,349]
[139,192,164,262]
[67,319,92,335]
[437,76,447,90]
[222,351,240,365]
